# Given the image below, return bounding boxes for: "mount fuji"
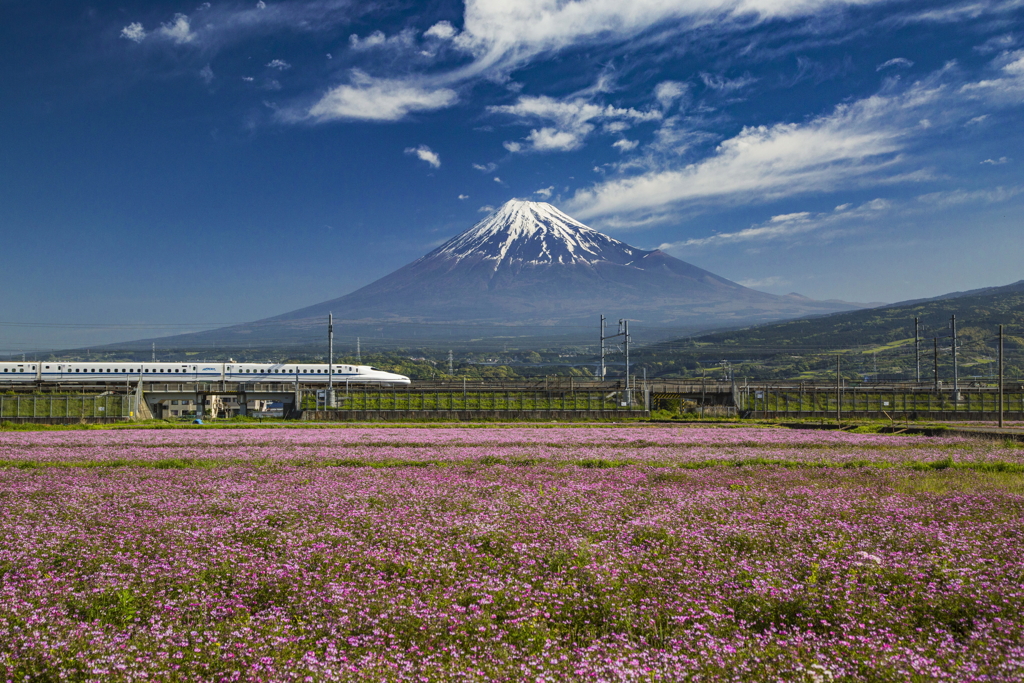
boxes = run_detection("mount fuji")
[131,200,867,347]
[273,199,856,325]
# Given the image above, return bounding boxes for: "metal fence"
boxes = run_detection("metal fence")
[304,386,644,412]
[743,385,1024,418]
[0,394,133,419]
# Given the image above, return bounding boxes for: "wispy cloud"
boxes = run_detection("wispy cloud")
[120,22,146,43]
[659,199,892,250]
[424,21,456,40]
[534,186,554,199]
[158,13,195,44]
[568,88,924,220]
[349,29,416,51]
[916,185,1022,205]
[981,156,1009,164]
[405,144,441,168]
[877,57,913,71]
[700,72,757,91]
[654,81,688,109]
[266,59,291,70]
[490,93,660,153]
[307,71,457,122]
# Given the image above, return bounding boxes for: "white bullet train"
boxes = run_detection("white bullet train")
[0,361,411,385]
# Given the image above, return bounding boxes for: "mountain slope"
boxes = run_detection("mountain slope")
[110,200,869,349]
[690,280,1024,350]
[275,199,854,326]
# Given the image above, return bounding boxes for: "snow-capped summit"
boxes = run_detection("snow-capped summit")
[175,198,869,342]
[433,199,638,270]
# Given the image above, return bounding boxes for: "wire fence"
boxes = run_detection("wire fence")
[0,394,133,419]
[303,387,642,412]
[743,386,1024,417]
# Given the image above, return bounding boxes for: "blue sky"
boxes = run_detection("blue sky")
[2,0,1023,352]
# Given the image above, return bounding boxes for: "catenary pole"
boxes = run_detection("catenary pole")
[915,317,921,383]
[836,355,841,426]
[952,314,959,408]
[327,313,335,408]
[600,315,606,379]
[999,324,1004,429]
[933,338,939,391]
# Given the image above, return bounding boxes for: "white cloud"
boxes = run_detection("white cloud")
[257,1,266,8]
[242,76,255,82]
[458,194,469,199]
[456,0,893,71]
[613,139,639,152]
[893,1,1023,25]
[493,177,502,183]
[405,144,441,168]
[502,141,522,152]
[975,34,1016,54]
[159,13,195,44]
[478,204,495,212]
[200,65,214,84]
[916,185,1022,205]
[120,22,146,43]
[490,94,660,153]
[535,186,554,199]
[473,162,497,172]
[960,50,1024,100]
[308,71,457,122]
[966,114,989,125]
[349,29,416,51]
[567,77,960,221]
[660,199,891,250]
[981,156,1010,164]
[654,80,688,108]
[266,59,291,70]
[525,127,582,151]
[700,72,757,91]
[877,57,914,71]
[424,21,457,40]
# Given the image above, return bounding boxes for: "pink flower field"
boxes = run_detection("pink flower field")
[1,426,1023,681]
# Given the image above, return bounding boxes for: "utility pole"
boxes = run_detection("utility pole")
[356,337,361,364]
[933,338,939,391]
[951,314,959,407]
[999,325,1004,429]
[152,343,156,362]
[327,313,335,408]
[599,315,606,380]
[915,317,921,383]
[448,349,453,376]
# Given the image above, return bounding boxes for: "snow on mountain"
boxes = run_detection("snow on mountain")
[129,199,872,347]
[432,199,638,269]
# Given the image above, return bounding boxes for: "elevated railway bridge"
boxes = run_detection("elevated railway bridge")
[3,378,1020,422]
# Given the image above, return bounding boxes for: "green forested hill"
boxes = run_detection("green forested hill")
[693,280,1024,350]
[634,280,1024,381]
